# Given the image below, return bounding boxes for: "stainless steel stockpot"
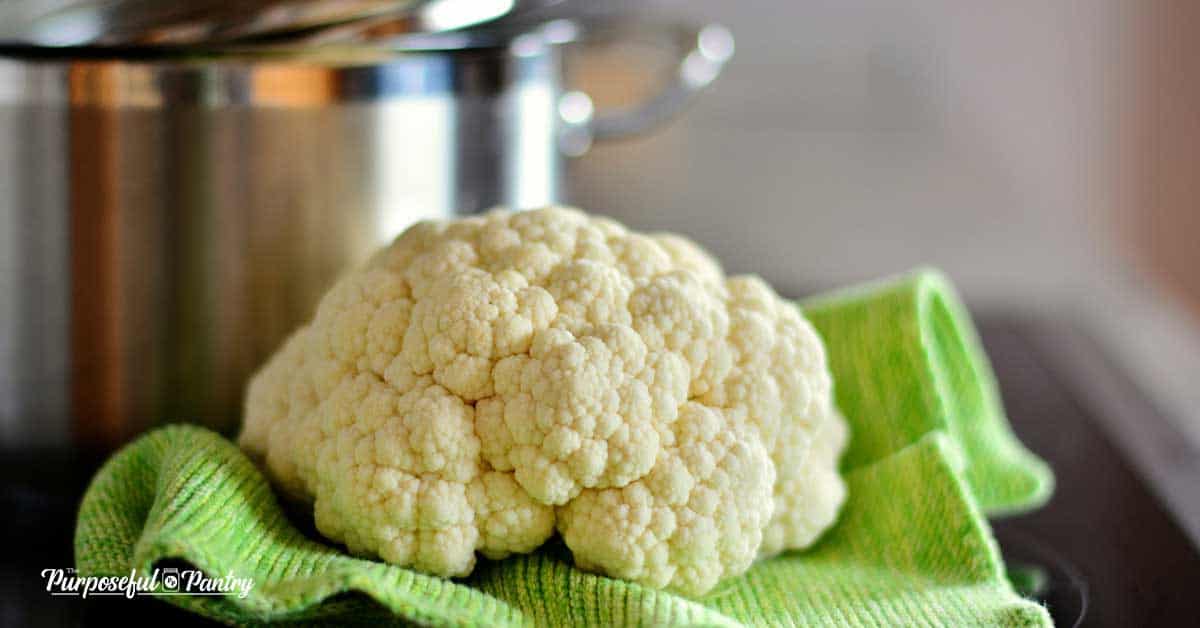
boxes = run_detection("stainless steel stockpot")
[0,19,732,446]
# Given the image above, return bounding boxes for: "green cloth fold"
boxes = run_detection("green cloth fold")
[801,269,1053,514]
[75,269,1054,626]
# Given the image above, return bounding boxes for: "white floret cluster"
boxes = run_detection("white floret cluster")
[240,207,847,596]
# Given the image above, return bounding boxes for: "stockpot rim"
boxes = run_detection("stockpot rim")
[0,20,575,107]
[0,18,575,64]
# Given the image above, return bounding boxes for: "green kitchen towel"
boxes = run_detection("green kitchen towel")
[75,269,1054,626]
[801,269,1053,514]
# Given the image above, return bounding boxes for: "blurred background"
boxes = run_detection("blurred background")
[569,0,1200,452]
[2,0,1196,451]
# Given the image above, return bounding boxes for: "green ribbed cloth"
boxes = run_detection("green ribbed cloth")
[74,269,1054,626]
[802,269,1053,515]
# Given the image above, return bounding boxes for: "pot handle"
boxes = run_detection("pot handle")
[549,19,735,155]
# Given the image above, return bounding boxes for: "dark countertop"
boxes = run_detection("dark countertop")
[2,315,1197,626]
[984,318,1200,626]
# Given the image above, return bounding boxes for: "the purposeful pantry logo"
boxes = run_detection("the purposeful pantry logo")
[42,567,254,600]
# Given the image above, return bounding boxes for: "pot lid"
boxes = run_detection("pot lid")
[0,0,562,47]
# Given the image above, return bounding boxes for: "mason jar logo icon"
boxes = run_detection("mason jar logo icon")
[160,568,181,592]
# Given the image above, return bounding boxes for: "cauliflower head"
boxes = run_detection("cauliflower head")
[240,207,846,595]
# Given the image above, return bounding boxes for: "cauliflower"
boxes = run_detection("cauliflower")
[240,207,846,596]
[557,402,775,594]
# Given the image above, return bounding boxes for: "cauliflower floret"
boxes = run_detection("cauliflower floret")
[304,374,480,575]
[240,207,845,591]
[469,471,557,560]
[478,324,690,505]
[557,402,775,596]
[760,402,849,556]
[402,268,557,401]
